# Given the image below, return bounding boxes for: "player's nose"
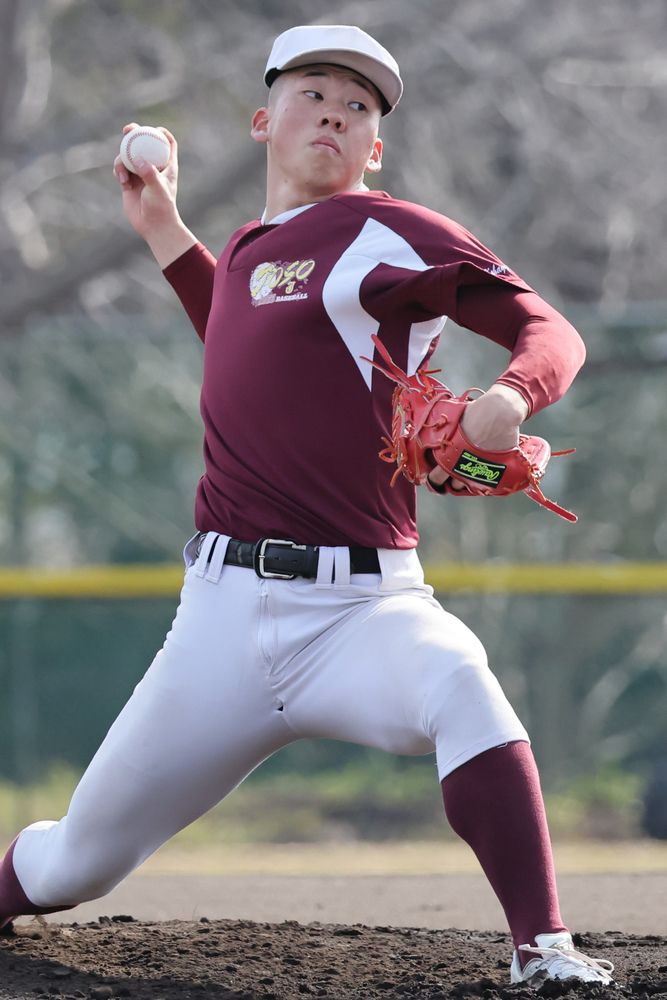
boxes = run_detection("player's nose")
[318,109,345,131]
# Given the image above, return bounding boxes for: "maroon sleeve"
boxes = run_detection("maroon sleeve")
[162,242,217,343]
[456,284,586,416]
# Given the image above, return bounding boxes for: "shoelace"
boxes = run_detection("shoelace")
[518,941,615,977]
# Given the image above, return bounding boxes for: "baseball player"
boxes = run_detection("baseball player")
[0,24,613,987]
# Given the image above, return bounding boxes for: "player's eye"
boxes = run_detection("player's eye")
[349,100,367,112]
[304,90,323,100]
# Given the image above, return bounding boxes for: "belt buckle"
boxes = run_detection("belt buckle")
[253,538,307,580]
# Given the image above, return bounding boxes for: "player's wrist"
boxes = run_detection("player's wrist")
[145,220,199,270]
[487,383,530,424]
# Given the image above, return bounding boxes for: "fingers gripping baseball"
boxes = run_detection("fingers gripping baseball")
[113,123,180,240]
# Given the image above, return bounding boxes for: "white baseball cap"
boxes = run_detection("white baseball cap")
[264,24,403,116]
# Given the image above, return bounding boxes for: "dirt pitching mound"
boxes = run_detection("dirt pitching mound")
[0,916,663,999]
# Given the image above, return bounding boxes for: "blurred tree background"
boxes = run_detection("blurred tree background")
[1,0,667,839]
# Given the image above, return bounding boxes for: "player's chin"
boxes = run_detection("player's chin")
[310,167,362,198]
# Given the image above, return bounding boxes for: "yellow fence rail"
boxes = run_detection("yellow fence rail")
[0,562,665,598]
[424,562,667,594]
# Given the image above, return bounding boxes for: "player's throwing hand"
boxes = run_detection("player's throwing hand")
[113,123,198,268]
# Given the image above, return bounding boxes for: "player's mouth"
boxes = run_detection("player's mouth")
[310,136,340,154]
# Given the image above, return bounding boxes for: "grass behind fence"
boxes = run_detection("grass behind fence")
[0,760,645,848]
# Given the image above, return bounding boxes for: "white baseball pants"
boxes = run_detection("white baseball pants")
[12,534,528,909]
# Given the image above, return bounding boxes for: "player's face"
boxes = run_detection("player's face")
[252,64,383,203]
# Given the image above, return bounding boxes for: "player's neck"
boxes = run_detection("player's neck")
[263,193,322,225]
[263,176,369,225]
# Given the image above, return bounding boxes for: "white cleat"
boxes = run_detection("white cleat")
[510,932,615,986]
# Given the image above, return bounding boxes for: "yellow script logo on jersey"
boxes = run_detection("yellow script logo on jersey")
[249,259,315,306]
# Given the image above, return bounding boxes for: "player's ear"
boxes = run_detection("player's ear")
[365,138,383,174]
[251,107,270,144]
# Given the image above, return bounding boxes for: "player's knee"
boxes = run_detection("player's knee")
[424,638,518,737]
[43,848,128,904]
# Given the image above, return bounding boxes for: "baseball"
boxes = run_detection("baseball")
[119,125,170,173]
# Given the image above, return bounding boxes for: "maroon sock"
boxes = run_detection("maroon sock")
[0,836,75,929]
[440,741,567,954]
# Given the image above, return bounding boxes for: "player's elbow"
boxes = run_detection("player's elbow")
[566,320,587,376]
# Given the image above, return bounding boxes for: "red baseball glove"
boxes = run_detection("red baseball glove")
[364,334,577,522]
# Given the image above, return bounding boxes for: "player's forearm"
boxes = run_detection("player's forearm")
[457,285,585,417]
[163,242,217,342]
[143,218,200,270]
[496,311,586,416]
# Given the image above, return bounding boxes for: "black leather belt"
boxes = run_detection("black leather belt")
[196,534,380,580]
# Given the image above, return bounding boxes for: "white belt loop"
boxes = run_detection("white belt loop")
[315,546,335,588]
[183,532,200,569]
[194,532,219,578]
[377,548,426,591]
[333,546,351,587]
[205,535,229,583]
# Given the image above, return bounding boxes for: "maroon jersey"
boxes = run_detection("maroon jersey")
[164,190,584,548]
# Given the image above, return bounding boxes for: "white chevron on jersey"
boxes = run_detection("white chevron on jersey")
[321,217,447,389]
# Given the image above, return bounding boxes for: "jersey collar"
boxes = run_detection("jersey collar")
[261,182,370,225]
[261,203,315,226]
